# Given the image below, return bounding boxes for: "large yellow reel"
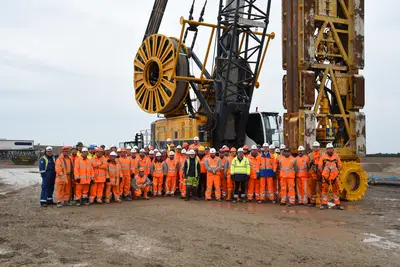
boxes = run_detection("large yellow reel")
[339,161,368,201]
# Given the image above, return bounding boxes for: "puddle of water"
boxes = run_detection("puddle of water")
[363,233,400,250]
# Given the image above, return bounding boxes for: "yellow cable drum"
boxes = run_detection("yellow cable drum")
[134,34,189,114]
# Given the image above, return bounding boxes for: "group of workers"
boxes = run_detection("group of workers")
[39,136,344,210]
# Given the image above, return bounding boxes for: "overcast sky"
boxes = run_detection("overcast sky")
[0,0,396,153]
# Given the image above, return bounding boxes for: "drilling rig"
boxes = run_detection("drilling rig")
[133,0,280,150]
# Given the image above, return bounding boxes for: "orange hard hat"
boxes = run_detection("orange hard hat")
[243,145,249,150]
[121,148,127,152]
[139,167,145,172]
[170,143,175,147]
[183,142,189,147]
[230,147,237,152]
[62,146,70,151]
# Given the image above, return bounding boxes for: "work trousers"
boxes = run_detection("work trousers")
[105,183,120,202]
[321,178,340,205]
[120,175,131,197]
[233,180,247,200]
[220,175,227,199]
[310,178,321,204]
[247,179,260,201]
[40,172,56,204]
[296,177,309,204]
[134,186,150,198]
[165,176,177,195]
[226,174,233,200]
[55,175,71,203]
[206,173,221,200]
[259,177,274,201]
[152,176,163,196]
[179,176,186,198]
[280,178,295,204]
[75,184,90,201]
[89,182,105,203]
[197,173,207,198]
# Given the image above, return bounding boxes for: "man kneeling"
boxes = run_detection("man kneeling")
[132,167,152,200]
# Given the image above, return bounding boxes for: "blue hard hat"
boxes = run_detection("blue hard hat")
[88,145,95,149]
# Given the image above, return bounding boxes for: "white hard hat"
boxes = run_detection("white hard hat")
[210,148,216,154]
[251,145,258,150]
[222,145,228,149]
[276,148,280,153]
[177,145,182,149]
[237,148,244,152]
[193,136,199,141]
[82,147,88,152]
[313,141,320,147]
[134,146,138,150]
[298,146,305,151]
[280,144,286,150]
[326,143,334,148]
[188,149,195,155]
[269,144,275,149]
[181,149,187,154]
[139,149,145,153]
[149,150,154,155]
[154,148,159,152]
[156,152,162,157]
[132,149,137,153]
[169,151,175,156]
[110,144,117,148]
[104,146,110,151]
[117,148,122,152]
[126,146,132,150]
[167,138,172,142]
[110,151,117,156]
[45,146,53,151]
[262,143,269,147]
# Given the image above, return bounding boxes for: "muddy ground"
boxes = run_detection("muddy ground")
[0,183,398,267]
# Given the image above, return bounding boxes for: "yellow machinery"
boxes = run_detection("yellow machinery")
[282,0,367,200]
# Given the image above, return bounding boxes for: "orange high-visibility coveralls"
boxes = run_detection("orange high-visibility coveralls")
[275,154,283,200]
[132,175,151,199]
[163,158,178,195]
[105,161,122,203]
[247,154,261,201]
[219,157,229,199]
[55,154,73,203]
[227,156,235,200]
[319,153,342,205]
[277,156,296,205]
[189,143,200,150]
[131,157,139,177]
[74,157,94,201]
[205,156,222,200]
[138,156,151,177]
[308,150,322,204]
[89,155,107,203]
[118,156,133,197]
[179,156,187,197]
[151,160,164,196]
[295,155,310,204]
[259,153,277,201]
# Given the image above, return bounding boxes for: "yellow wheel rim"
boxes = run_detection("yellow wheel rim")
[339,161,368,201]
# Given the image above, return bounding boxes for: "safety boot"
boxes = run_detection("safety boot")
[335,205,344,210]
[320,204,328,210]
[84,198,90,206]
[125,196,133,201]
[76,199,81,206]
[308,203,316,207]
[96,198,103,204]
[57,202,63,208]
[40,203,48,207]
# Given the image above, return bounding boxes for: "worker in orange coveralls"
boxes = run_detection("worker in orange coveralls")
[118,148,133,201]
[276,148,296,207]
[150,152,164,196]
[219,148,229,199]
[138,149,151,177]
[178,149,188,198]
[189,136,200,150]
[132,167,152,200]
[74,147,94,206]
[319,143,344,210]
[182,142,189,151]
[89,147,107,204]
[55,146,74,208]
[308,141,322,207]
[294,146,310,205]
[105,151,122,203]
[204,148,222,201]
[226,147,236,201]
[247,145,261,202]
[163,151,178,196]
[259,143,277,204]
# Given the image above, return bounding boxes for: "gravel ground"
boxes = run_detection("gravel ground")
[0,183,398,267]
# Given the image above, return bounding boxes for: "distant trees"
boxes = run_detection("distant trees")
[366,153,400,158]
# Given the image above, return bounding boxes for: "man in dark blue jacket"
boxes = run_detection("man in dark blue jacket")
[39,146,56,207]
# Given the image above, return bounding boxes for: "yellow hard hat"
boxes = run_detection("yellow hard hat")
[198,146,205,152]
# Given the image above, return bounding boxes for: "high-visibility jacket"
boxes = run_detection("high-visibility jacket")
[55,154,73,183]
[163,158,178,178]
[219,157,229,177]
[319,153,342,180]
[118,157,132,176]
[183,158,200,178]
[87,153,94,160]
[39,155,56,174]
[74,157,94,184]
[175,152,182,164]
[308,151,322,178]
[91,156,108,182]
[247,154,261,179]
[138,156,152,176]
[151,161,164,178]
[294,155,310,179]
[230,156,250,182]
[189,144,200,151]
[260,152,277,177]
[198,155,207,173]
[277,155,296,179]
[70,155,79,167]
[131,157,139,175]
[132,175,151,189]
[107,161,123,186]
[205,156,221,175]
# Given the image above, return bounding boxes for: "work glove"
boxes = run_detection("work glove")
[106,178,110,183]
[90,180,94,185]
[120,177,123,182]
[130,173,135,179]
[76,178,81,184]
